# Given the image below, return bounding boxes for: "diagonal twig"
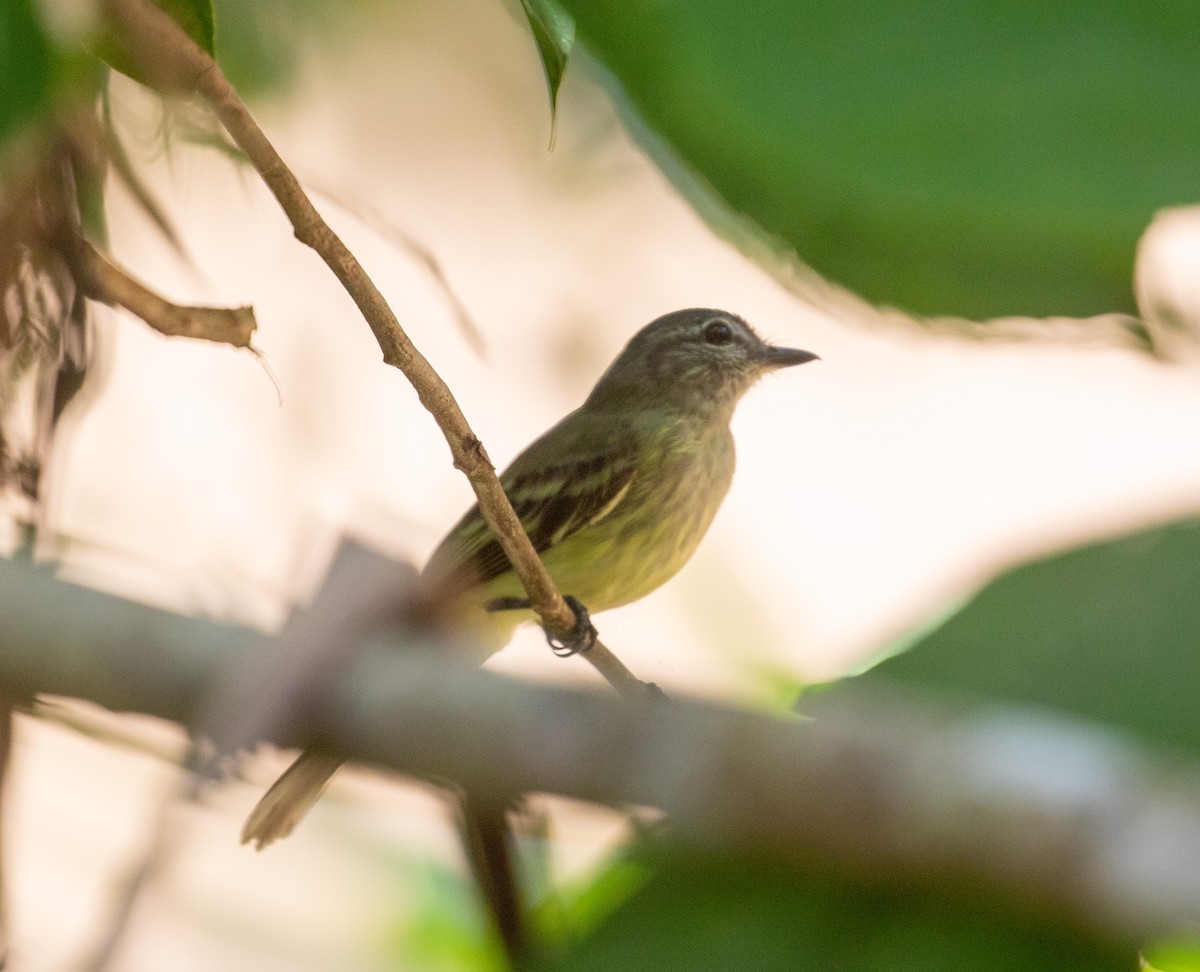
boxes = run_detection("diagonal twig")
[98,0,653,698]
[64,231,256,347]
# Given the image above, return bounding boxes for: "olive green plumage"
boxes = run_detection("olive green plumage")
[424,307,818,652]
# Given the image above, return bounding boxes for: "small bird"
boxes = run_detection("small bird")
[243,308,817,848]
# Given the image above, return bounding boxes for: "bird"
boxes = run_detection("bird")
[244,308,818,846]
[241,307,817,957]
[423,307,819,651]
[242,307,817,849]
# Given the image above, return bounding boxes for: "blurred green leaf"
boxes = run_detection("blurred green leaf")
[1146,938,1200,972]
[541,852,1134,971]
[210,0,340,97]
[537,847,650,945]
[848,516,1200,754]
[0,0,57,146]
[519,0,575,119]
[559,0,1200,320]
[383,856,506,972]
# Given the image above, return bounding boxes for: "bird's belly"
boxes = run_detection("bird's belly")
[484,452,731,614]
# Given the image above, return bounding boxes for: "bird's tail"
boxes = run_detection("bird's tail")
[242,747,532,958]
[241,747,344,850]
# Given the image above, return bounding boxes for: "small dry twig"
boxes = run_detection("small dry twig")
[65,232,256,347]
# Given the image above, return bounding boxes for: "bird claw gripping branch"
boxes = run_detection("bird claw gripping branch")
[484,594,597,657]
[547,595,598,657]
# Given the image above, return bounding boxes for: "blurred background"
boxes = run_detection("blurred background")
[4,0,1200,968]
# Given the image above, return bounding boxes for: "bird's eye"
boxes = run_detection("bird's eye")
[703,320,733,346]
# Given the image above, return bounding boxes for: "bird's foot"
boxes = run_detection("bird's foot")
[546,595,598,657]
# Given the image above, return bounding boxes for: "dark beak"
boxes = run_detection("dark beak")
[759,346,820,369]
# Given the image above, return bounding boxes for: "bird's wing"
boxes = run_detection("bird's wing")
[424,411,639,593]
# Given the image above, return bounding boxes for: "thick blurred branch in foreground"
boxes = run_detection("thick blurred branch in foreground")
[2,551,1199,950]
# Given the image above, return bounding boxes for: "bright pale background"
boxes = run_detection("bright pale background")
[10,0,1200,968]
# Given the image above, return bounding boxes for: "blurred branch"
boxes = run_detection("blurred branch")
[100,91,189,260]
[303,176,487,357]
[65,233,256,347]
[3,552,1200,948]
[75,771,185,972]
[0,705,12,968]
[97,0,652,698]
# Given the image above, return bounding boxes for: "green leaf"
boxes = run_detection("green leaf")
[848,516,1200,754]
[1145,938,1200,972]
[542,852,1134,971]
[94,0,215,85]
[558,0,1200,320]
[519,0,575,119]
[208,0,300,96]
[382,855,506,972]
[0,0,57,147]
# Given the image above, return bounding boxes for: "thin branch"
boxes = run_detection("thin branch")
[97,0,652,698]
[66,234,256,347]
[73,772,188,972]
[100,89,190,260]
[2,551,1198,948]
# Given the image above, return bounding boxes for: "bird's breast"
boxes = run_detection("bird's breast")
[531,422,735,612]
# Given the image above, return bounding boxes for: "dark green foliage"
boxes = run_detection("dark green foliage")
[519,0,575,119]
[541,852,1135,972]
[851,516,1200,755]
[558,0,1200,320]
[0,0,57,144]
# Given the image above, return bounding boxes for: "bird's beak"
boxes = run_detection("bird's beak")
[759,345,820,370]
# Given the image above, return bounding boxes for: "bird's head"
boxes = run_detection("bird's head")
[583,308,818,419]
